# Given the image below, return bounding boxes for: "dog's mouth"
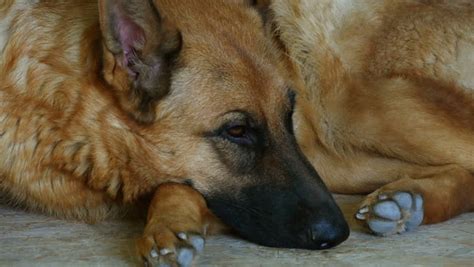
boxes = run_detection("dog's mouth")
[205,179,349,250]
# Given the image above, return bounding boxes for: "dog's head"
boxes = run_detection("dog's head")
[99,0,349,249]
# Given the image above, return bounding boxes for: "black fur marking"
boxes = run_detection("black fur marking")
[183,179,195,187]
[285,89,296,135]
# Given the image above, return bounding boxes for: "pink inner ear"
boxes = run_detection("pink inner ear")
[117,16,145,53]
[113,5,145,67]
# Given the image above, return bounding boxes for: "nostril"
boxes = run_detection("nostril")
[309,220,349,249]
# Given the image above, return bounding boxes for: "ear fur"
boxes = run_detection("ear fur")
[99,0,181,124]
[246,0,272,25]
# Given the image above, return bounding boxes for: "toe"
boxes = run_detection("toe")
[152,229,180,251]
[392,192,413,210]
[367,219,398,235]
[188,235,205,253]
[137,236,156,263]
[406,194,424,230]
[147,247,174,267]
[406,209,423,230]
[177,247,195,267]
[373,201,401,221]
[414,194,423,210]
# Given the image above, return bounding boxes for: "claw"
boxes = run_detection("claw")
[159,248,173,256]
[358,206,369,213]
[150,249,159,258]
[355,212,366,220]
[177,232,188,240]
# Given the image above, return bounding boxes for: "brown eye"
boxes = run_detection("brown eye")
[220,124,256,146]
[227,125,246,138]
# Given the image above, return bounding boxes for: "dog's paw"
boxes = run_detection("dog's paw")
[355,191,423,236]
[137,228,205,267]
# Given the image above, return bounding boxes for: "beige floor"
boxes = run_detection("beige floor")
[1,195,473,267]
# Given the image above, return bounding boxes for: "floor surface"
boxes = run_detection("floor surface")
[1,195,473,266]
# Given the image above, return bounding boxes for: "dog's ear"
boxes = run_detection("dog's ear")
[247,0,272,24]
[99,0,181,124]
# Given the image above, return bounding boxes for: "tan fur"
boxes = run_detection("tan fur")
[1,0,473,264]
[272,0,474,223]
[0,0,290,264]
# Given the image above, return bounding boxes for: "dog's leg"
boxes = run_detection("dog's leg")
[355,165,474,236]
[137,183,226,267]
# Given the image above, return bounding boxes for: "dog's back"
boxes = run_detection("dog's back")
[274,0,474,88]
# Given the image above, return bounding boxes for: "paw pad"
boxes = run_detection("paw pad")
[356,191,424,236]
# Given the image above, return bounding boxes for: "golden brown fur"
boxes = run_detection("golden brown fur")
[1,0,473,265]
[1,0,309,265]
[271,0,474,226]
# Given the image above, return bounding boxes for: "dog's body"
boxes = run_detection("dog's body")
[271,0,474,233]
[1,0,473,266]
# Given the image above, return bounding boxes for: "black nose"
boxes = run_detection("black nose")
[307,219,350,249]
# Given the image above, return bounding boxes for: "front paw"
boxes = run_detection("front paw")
[137,226,205,267]
[355,191,424,236]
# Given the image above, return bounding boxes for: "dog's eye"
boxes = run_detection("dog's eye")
[227,125,246,138]
[221,124,255,146]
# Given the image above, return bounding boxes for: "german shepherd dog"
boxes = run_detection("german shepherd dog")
[1,0,473,266]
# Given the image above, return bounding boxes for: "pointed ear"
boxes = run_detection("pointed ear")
[99,0,181,123]
[247,0,272,24]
